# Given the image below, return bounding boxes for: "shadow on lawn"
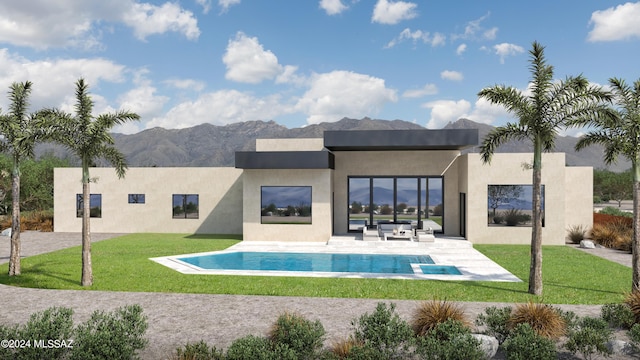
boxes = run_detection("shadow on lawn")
[185,234,242,240]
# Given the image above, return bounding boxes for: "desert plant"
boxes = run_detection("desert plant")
[412,300,470,336]
[414,319,485,360]
[16,307,74,360]
[351,302,414,359]
[225,335,296,360]
[625,291,640,324]
[492,215,504,224]
[507,301,566,340]
[591,219,633,251]
[329,337,363,359]
[599,206,633,218]
[70,304,148,360]
[475,305,512,344]
[502,323,557,360]
[566,224,588,244]
[172,340,224,360]
[629,323,640,352]
[565,316,613,360]
[601,303,636,329]
[267,311,325,359]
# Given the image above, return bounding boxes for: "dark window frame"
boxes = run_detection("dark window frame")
[76,194,102,218]
[260,186,312,225]
[172,194,199,219]
[128,194,146,204]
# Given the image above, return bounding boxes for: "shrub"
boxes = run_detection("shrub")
[599,206,633,218]
[13,307,74,360]
[412,300,470,337]
[225,335,296,360]
[172,340,224,360]
[414,319,485,360]
[625,291,640,325]
[507,301,566,340]
[601,303,636,329]
[70,304,148,360]
[628,323,640,352]
[475,306,512,344]
[504,208,530,226]
[591,220,633,251]
[564,316,613,360]
[267,311,325,359]
[0,209,54,232]
[351,302,414,359]
[492,215,503,224]
[502,323,557,360]
[329,337,362,359]
[566,224,588,244]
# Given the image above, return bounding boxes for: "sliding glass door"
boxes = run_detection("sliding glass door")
[348,176,443,232]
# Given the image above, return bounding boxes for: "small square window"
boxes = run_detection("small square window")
[172,194,199,219]
[128,194,145,204]
[76,194,102,218]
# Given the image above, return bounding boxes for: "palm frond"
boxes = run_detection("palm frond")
[480,123,529,164]
[100,145,128,178]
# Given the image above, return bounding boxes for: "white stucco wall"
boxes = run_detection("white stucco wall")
[54,167,243,234]
[462,153,590,245]
[242,168,333,242]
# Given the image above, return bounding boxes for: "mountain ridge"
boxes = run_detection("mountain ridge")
[36,117,627,171]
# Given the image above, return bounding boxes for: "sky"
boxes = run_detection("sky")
[0,1,638,135]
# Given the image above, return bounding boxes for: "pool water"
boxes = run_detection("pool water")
[419,265,462,275]
[178,252,437,274]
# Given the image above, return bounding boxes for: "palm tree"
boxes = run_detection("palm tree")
[0,81,52,276]
[572,77,640,292]
[51,78,139,286]
[478,42,612,295]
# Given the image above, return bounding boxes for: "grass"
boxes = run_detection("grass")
[0,234,631,304]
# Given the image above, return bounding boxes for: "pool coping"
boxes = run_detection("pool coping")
[150,240,522,282]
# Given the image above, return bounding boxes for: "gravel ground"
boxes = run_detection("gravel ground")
[0,232,632,359]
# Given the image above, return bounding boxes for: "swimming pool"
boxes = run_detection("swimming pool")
[178,251,439,275]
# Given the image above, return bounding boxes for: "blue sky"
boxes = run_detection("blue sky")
[0,1,638,134]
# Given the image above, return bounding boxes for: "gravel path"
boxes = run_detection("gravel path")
[0,232,631,359]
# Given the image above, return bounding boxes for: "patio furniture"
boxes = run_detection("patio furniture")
[416,227,435,242]
[378,223,414,241]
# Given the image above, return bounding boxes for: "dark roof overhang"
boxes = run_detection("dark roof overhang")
[323,129,478,151]
[235,151,335,169]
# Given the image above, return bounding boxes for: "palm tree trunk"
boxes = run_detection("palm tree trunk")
[529,140,543,295]
[8,161,20,276]
[81,165,93,286]
[632,160,640,292]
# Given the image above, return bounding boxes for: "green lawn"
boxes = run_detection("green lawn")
[0,233,630,304]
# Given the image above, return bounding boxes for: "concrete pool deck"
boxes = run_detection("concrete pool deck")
[152,236,522,282]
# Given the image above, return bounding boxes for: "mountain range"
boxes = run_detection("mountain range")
[35,117,628,172]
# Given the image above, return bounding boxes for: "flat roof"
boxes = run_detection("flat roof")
[235,151,335,169]
[323,129,478,151]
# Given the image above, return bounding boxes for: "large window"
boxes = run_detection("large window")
[348,176,443,232]
[261,186,312,224]
[173,194,199,219]
[76,194,102,218]
[487,185,545,226]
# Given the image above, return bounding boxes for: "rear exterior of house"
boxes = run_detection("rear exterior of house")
[53,129,592,245]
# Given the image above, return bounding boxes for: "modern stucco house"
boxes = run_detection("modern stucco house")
[53,129,593,245]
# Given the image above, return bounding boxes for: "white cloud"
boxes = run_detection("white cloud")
[385,28,445,48]
[493,43,524,64]
[0,1,200,50]
[275,65,307,86]
[456,43,467,55]
[422,99,471,128]
[320,0,348,15]
[372,0,418,25]
[218,0,241,13]
[145,90,285,129]
[440,70,463,81]
[223,32,283,84]
[296,70,397,124]
[0,49,126,110]
[402,83,438,98]
[453,13,497,41]
[123,2,200,41]
[196,0,213,14]
[117,70,169,122]
[164,78,206,92]
[467,97,510,125]
[588,2,640,41]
